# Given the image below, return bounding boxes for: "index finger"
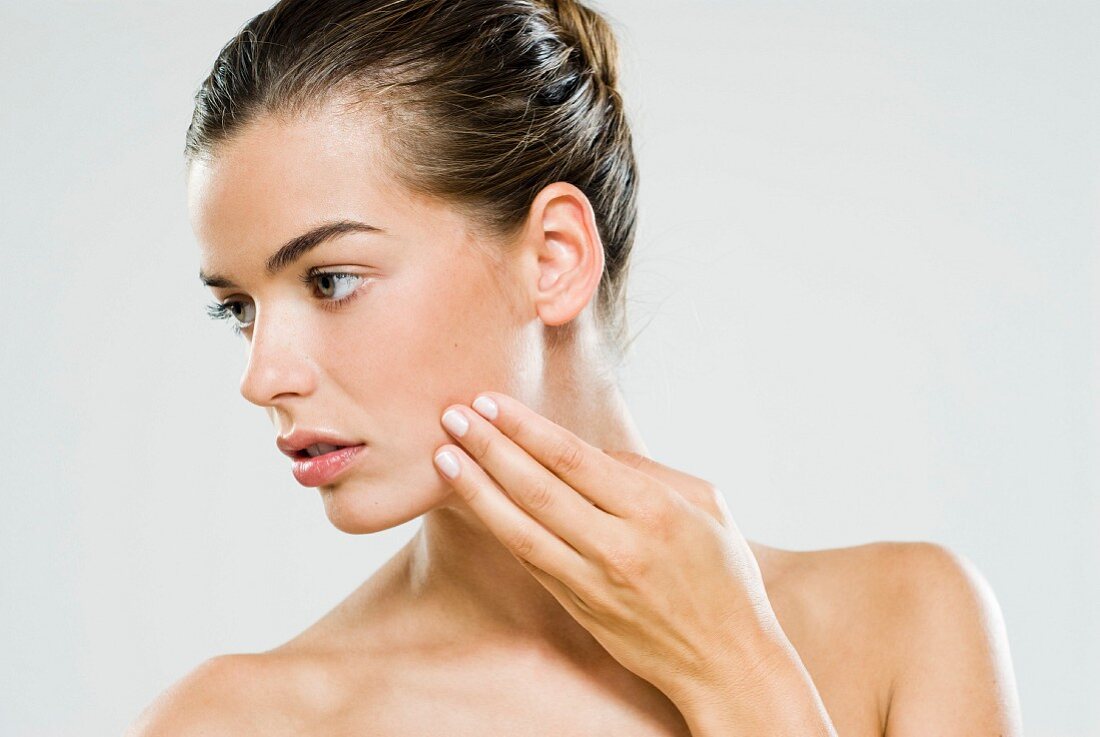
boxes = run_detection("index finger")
[472,391,657,518]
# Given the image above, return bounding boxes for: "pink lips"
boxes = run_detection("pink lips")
[290,444,367,487]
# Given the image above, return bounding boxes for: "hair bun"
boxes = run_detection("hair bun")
[541,0,620,91]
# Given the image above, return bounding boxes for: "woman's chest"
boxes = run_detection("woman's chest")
[300,652,885,737]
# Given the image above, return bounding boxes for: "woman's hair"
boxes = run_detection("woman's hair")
[185,0,640,367]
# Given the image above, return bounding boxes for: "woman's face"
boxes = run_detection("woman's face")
[187,100,537,534]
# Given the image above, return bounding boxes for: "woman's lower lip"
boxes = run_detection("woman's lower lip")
[291,444,367,487]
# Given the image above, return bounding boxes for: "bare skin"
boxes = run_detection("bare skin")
[128,96,1022,736]
[130,538,1019,736]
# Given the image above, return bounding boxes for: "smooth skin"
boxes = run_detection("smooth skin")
[433,392,838,735]
[128,95,1023,736]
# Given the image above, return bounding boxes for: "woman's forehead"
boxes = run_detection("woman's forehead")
[187,112,482,277]
[187,112,400,242]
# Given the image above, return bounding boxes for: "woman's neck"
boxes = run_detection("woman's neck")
[399,344,650,662]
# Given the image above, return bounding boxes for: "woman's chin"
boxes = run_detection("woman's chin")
[317,475,445,534]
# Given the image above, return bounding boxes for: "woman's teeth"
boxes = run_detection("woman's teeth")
[305,443,342,458]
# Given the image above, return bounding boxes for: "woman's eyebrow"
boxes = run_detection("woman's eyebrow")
[199,219,384,288]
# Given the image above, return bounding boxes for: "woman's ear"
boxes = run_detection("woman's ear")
[525,181,606,327]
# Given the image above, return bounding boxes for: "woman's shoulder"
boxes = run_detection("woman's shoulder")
[753,539,1020,735]
[757,538,980,591]
[124,654,258,736]
[755,538,1004,654]
[124,649,334,737]
[758,538,999,625]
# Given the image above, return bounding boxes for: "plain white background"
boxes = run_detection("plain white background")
[0,1,1096,735]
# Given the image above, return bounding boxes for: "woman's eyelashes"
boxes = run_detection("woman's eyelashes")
[205,299,253,336]
[299,271,367,313]
[205,271,370,336]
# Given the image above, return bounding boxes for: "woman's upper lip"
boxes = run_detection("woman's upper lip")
[276,429,363,459]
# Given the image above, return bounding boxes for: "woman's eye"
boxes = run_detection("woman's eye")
[312,272,363,300]
[205,299,256,332]
[229,301,256,326]
[205,272,366,336]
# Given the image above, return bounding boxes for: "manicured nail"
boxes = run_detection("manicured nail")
[442,408,469,437]
[472,395,498,420]
[434,450,460,479]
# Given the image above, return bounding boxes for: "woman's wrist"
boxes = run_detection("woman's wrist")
[667,626,838,737]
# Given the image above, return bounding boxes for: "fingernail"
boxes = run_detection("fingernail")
[434,450,460,479]
[472,395,498,420]
[442,409,469,437]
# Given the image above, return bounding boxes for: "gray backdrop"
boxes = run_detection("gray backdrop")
[1,1,1096,735]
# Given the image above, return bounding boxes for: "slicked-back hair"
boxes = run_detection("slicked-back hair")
[186,0,640,365]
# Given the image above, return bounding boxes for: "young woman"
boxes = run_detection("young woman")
[130,1,1023,734]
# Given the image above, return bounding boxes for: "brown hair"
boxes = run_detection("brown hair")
[185,0,640,367]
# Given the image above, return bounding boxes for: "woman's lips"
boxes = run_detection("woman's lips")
[290,444,367,487]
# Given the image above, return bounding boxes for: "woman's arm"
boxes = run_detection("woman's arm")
[671,632,839,737]
[671,541,1024,737]
[882,542,1024,736]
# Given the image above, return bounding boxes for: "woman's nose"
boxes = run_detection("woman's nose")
[237,314,318,408]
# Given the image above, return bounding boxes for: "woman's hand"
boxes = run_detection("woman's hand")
[430,390,806,713]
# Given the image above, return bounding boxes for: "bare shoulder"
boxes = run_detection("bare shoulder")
[754,540,1023,737]
[868,542,1023,736]
[124,652,311,737]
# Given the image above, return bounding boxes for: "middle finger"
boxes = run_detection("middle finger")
[440,404,621,560]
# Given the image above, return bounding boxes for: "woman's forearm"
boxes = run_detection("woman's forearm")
[671,632,839,737]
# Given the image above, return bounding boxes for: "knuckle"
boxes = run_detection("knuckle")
[578,588,615,617]
[469,433,493,461]
[509,414,534,442]
[508,528,536,560]
[680,482,722,520]
[602,448,645,469]
[602,543,645,587]
[524,476,556,513]
[635,495,673,532]
[702,483,730,523]
[702,482,722,508]
[461,482,482,504]
[550,438,586,475]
